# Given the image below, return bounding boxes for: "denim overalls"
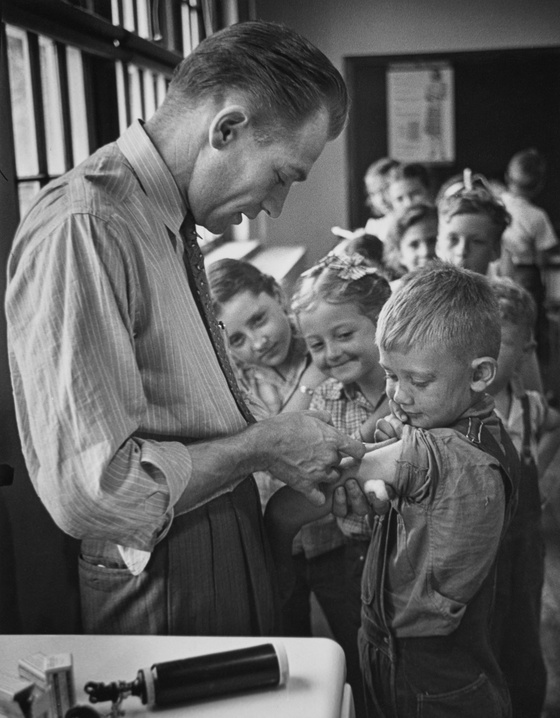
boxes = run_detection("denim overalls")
[359,417,521,718]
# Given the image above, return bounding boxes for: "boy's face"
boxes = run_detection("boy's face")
[379,344,476,429]
[490,321,531,395]
[387,178,430,213]
[437,213,501,275]
[399,217,438,272]
[218,290,293,370]
[298,301,380,389]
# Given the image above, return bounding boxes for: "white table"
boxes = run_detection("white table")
[0,635,354,718]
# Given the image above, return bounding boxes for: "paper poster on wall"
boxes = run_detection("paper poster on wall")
[387,62,455,164]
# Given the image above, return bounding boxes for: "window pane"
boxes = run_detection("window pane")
[115,61,129,134]
[18,181,41,217]
[136,0,150,38]
[111,0,121,25]
[143,69,156,119]
[39,36,65,175]
[128,64,143,120]
[66,46,90,165]
[122,0,136,32]
[6,25,39,176]
[156,74,167,108]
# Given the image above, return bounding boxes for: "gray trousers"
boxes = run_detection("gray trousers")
[79,477,279,636]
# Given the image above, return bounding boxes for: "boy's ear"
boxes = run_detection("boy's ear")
[470,356,498,392]
[209,105,249,149]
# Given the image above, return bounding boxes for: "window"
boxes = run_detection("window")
[3,0,253,229]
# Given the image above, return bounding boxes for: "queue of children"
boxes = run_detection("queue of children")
[208,153,559,718]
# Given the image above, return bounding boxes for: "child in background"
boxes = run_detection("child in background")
[266,263,521,718]
[500,148,559,361]
[384,162,433,216]
[436,170,545,397]
[290,251,392,718]
[436,169,510,275]
[383,202,438,287]
[207,257,363,713]
[331,157,400,248]
[488,277,560,718]
[207,258,325,416]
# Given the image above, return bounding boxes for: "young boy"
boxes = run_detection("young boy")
[500,148,559,360]
[489,277,560,718]
[436,173,544,395]
[436,172,510,275]
[266,263,521,718]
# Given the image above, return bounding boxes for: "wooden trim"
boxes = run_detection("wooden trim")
[3,0,182,75]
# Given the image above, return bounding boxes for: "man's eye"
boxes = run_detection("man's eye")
[411,380,429,388]
[277,173,287,187]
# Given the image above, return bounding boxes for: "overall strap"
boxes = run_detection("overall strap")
[520,393,534,462]
[451,416,516,507]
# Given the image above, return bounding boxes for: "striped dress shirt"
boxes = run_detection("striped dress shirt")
[6,121,249,570]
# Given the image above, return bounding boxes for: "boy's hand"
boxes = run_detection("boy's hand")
[374,403,407,442]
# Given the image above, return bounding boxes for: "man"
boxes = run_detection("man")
[6,21,364,635]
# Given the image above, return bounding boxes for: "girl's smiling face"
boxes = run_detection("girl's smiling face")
[298,301,380,388]
[218,290,293,370]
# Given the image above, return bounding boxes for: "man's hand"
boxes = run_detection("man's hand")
[257,410,365,506]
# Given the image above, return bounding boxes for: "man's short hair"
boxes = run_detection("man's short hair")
[164,21,349,140]
[489,276,536,339]
[376,262,501,360]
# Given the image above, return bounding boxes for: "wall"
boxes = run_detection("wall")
[253,0,560,266]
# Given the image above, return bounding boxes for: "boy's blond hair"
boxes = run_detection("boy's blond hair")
[489,277,536,341]
[376,262,501,360]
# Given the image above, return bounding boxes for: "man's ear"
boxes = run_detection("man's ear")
[209,105,249,149]
[470,356,497,392]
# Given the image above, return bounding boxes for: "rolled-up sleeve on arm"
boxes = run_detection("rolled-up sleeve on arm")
[7,214,192,550]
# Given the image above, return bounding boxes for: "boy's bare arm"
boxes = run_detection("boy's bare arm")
[338,438,402,501]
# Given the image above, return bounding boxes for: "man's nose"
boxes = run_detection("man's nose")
[262,185,290,219]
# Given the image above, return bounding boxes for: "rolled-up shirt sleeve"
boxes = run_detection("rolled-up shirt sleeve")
[7,214,194,550]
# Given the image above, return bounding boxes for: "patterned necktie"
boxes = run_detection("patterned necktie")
[178,214,256,425]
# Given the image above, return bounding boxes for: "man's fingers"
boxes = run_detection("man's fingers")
[304,409,334,425]
[336,433,366,460]
[344,479,370,515]
[302,485,327,507]
[332,486,349,517]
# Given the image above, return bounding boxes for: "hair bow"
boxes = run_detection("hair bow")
[442,168,495,199]
[301,251,380,281]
